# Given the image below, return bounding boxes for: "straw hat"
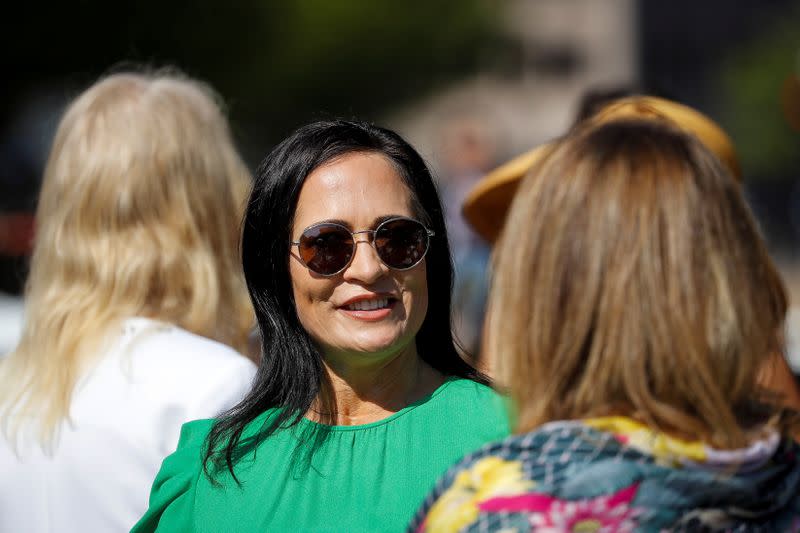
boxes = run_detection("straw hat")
[463,95,741,243]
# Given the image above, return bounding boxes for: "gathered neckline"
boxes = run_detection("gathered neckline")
[299,377,461,432]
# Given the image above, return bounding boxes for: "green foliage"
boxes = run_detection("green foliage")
[224,1,504,148]
[3,1,504,161]
[718,3,800,179]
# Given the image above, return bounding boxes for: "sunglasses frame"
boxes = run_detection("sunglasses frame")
[290,216,435,276]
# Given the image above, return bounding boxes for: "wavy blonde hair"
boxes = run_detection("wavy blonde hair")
[0,70,254,449]
[487,118,790,449]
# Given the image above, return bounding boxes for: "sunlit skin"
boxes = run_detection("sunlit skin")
[758,350,800,442]
[290,152,443,424]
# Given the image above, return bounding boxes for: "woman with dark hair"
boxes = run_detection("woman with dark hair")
[134,120,509,532]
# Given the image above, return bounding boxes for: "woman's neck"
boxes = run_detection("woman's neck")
[308,345,445,426]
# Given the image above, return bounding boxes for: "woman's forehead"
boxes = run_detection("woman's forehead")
[293,152,414,229]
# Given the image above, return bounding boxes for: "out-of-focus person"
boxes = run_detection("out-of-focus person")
[463,94,800,411]
[437,117,495,357]
[133,120,510,533]
[462,95,742,244]
[411,118,800,532]
[783,72,800,378]
[0,70,258,532]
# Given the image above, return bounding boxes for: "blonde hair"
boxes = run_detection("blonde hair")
[0,70,254,449]
[487,118,789,449]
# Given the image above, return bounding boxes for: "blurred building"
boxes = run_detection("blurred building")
[395,0,638,171]
[392,0,638,355]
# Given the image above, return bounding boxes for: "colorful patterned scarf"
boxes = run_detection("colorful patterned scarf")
[410,417,800,532]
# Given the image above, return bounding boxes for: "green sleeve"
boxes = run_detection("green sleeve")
[130,419,215,533]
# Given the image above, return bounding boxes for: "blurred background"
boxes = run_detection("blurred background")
[2,0,799,366]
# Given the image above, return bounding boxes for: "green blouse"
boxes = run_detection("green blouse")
[132,378,510,532]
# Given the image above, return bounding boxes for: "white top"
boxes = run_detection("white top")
[0,293,24,357]
[0,317,257,532]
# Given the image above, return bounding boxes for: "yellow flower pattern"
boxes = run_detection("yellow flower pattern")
[422,456,535,533]
[584,416,706,466]
[412,417,800,533]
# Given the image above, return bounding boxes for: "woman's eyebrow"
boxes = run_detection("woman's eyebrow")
[371,214,407,226]
[301,214,409,231]
[306,218,351,229]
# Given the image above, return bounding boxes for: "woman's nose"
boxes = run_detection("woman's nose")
[342,237,386,283]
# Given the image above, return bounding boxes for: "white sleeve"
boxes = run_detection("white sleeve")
[156,357,257,455]
[187,357,256,419]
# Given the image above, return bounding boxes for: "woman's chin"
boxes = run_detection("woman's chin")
[327,333,414,362]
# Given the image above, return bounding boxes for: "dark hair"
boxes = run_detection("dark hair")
[572,86,636,126]
[204,119,486,479]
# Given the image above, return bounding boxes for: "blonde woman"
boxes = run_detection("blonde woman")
[0,71,257,532]
[411,118,800,532]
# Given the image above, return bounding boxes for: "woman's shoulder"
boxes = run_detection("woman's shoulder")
[121,317,253,367]
[435,377,503,403]
[130,418,216,532]
[116,317,256,409]
[427,378,509,421]
[152,417,216,474]
[177,418,218,447]
[132,409,287,532]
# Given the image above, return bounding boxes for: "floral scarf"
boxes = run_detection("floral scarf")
[410,417,800,532]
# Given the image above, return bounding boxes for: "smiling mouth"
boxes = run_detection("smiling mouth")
[342,297,395,311]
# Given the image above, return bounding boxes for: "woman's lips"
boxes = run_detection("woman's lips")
[338,296,397,321]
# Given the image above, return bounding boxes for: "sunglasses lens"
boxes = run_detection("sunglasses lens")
[374,219,429,269]
[298,224,354,275]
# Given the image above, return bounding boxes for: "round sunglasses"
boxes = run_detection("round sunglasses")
[290,216,434,276]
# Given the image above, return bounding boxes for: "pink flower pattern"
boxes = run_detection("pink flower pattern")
[479,483,640,532]
[410,420,800,532]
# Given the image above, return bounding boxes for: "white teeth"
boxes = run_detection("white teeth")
[345,298,389,311]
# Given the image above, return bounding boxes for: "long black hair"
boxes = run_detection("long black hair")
[204,119,487,479]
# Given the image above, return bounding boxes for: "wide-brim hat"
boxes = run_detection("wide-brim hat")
[463,95,741,244]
